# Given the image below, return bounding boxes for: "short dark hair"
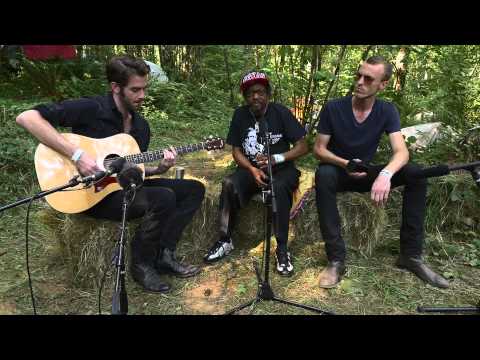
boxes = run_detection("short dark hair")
[365,56,393,81]
[106,55,150,87]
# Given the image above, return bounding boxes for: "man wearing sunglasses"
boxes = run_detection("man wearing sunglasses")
[313,56,449,289]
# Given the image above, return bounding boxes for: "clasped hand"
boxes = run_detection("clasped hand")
[255,154,276,169]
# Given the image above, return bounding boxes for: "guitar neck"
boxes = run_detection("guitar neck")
[124,142,207,165]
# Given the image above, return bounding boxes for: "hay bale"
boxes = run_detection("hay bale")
[178,181,268,261]
[39,206,135,289]
[291,191,389,257]
[181,180,389,260]
[38,170,392,290]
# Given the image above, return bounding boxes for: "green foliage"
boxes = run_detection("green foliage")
[0,57,107,100]
[141,80,233,148]
[0,99,42,200]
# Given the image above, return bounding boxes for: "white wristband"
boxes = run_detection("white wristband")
[379,169,393,179]
[71,149,84,163]
[273,153,285,164]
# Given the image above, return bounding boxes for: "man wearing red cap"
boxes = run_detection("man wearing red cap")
[204,71,308,276]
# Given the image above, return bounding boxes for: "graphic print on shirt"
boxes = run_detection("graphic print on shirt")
[242,127,264,163]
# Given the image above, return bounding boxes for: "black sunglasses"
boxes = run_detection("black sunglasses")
[355,72,376,83]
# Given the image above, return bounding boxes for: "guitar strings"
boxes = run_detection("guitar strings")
[99,138,221,169]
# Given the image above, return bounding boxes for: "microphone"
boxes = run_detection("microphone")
[258,115,269,137]
[412,162,480,187]
[471,166,480,188]
[413,164,451,179]
[117,162,143,190]
[78,157,126,183]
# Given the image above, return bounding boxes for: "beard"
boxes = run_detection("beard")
[249,101,267,117]
[119,89,139,112]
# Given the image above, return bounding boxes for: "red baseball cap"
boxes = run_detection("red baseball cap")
[240,71,270,93]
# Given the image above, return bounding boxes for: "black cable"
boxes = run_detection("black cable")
[25,195,37,315]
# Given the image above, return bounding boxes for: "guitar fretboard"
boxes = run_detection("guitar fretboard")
[124,143,206,165]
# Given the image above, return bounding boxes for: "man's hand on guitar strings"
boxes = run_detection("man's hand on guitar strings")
[156,146,177,174]
[76,152,102,176]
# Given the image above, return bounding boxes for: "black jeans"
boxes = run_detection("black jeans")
[218,165,300,252]
[85,178,205,266]
[314,163,427,262]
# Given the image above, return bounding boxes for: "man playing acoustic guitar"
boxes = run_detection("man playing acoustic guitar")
[16,55,205,293]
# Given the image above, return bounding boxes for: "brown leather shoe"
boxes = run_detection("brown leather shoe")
[318,261,346,289]
[396,255,449,288]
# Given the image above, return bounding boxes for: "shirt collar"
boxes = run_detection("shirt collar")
[107,91,141,127]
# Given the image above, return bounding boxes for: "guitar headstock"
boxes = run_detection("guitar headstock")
[204,136,225,151]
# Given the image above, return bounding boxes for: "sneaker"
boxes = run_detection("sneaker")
[204,238,234,263]
[275,250,293,276]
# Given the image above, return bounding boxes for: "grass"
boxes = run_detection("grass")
[1,148,479,315]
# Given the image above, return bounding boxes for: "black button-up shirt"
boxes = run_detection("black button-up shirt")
[33,92,151,152]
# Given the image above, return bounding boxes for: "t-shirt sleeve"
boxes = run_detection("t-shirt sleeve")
[226,108,242,147]
[281,106,306,144]
[384,103,402,134]
[32,98,100,128]
[316,102,333,135]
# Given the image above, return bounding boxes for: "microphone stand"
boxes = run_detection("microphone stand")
[111,165,143,315]
[225,118,334,315]
[0,176,83,213]
[111,184,136,315]
[417,164,480,314]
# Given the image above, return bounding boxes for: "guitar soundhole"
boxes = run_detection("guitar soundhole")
[94,154,121,193]
[103,154,121,170]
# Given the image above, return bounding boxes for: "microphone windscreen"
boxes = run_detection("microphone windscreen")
[108,157,126,173]
[117,163,143,189]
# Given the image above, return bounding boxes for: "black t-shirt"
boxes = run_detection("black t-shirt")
[32,93,151,152]
[227,102,306,169]
[316,96,401,163]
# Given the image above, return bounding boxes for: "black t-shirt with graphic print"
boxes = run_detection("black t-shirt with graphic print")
[226,102,306,170]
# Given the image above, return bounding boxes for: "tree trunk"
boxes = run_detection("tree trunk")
[223,46,235,106]
[303,45,326,124]
[310,45,347,133]
[273,45,283,102]
[394,47,410,92]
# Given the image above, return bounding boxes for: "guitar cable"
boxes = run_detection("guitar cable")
[24,172,135,315]
[25,195,38,315]
[24,182,103,315]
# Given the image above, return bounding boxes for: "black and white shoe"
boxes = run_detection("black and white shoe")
[275,250,293,277]
[204,239,234,263]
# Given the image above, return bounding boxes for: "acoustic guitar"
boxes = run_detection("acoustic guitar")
[34,133,225,214]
